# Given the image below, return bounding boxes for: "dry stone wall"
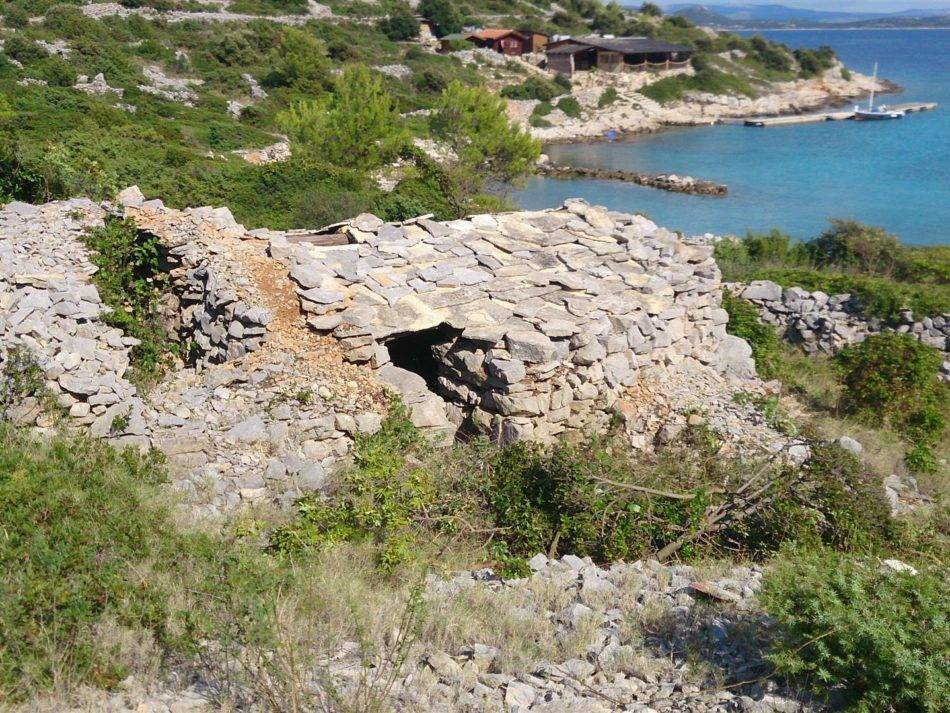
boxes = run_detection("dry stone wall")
[276,199,741,443]
[118,187,273,363]
[0,199,150,446]
[737,279,950,381]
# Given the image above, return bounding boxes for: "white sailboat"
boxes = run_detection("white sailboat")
[853,63,904,121]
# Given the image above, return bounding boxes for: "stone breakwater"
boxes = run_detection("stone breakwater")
[737,279,950,382]
[536,164,727,196]
[1,192,801,513]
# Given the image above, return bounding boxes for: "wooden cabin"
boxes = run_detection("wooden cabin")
[467,29,530,56]
[546,37,693,76]
[439,29,548,56]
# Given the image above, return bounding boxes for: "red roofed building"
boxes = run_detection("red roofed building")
[440,28,547,56]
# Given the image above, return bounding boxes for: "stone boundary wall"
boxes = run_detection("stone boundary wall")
[0,199,150,446]
[737,279,950,380]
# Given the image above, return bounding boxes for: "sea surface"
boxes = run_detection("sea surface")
[514,29,950,245]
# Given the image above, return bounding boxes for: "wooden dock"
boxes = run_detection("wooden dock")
[735,102,937,127]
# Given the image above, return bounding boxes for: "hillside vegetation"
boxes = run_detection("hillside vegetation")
[2,406,947,709]
[1,0,846,226]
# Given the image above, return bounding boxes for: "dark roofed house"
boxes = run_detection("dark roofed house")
[546,36,693,76]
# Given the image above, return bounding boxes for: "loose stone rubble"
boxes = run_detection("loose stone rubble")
[232,139,292,165]
[375,63,413,80]
[736,279,950,381]
[67,555,819,713]
[73,72,124,97]
[80,1,319,25]
[138,64,204,105]
[536,163,727,196]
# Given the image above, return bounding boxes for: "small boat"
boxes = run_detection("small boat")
[853,63,904,121]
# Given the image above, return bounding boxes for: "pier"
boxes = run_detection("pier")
[733,102,937,127]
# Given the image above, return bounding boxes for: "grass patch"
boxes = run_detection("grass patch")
[597,86,618,108]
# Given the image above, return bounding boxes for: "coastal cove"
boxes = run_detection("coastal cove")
[515,29,950,245]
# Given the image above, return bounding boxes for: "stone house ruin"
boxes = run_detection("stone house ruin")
[266,199,733,443]
[0,191,770,509]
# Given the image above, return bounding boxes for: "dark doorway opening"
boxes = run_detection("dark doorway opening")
[385,324,460,391]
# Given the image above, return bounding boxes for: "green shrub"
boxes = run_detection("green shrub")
[0,346,50,419]
[269,400,431,570]
[556,96,582,118]
[835,334,947,470]
[641,68,756,104]
[807,220,902,276]
[81,218,174,386]
[0,426,178,697]
[794,46,835,78]
[378,4,420,41]
[835,333,945,429]
[419,0,462,36]
[500,76,567,102]
[2,35,46,64]
[746,439,901,555]
[2,5,29,28]
[721,291,781,379]
[597,86,618,108]
[762,549,949,711]
[381,158,458,220]
[749,35,793,73]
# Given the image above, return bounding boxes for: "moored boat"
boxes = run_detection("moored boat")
[854,63,905,121]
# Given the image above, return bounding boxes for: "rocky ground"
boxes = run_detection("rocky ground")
[41,555,820,713]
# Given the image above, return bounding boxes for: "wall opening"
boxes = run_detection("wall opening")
[386,324,460,392]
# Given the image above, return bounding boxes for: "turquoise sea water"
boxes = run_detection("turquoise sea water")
[514,30,950,245]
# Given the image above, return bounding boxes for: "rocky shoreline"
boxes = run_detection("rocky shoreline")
[515,66,895,145]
